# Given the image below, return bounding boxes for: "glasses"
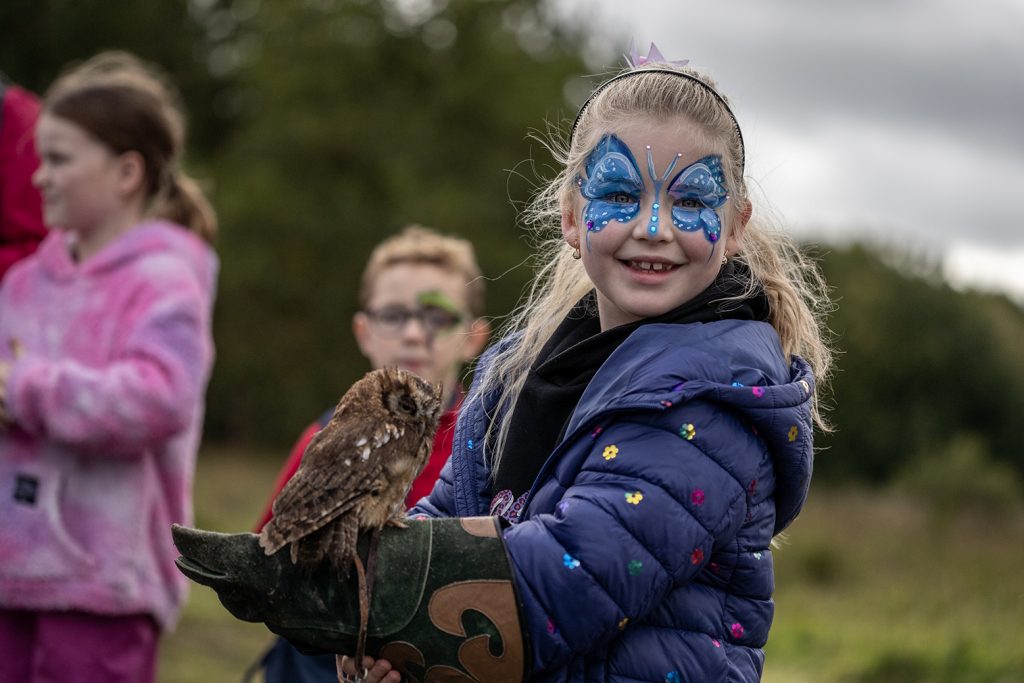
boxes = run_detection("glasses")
[364,305,465,336]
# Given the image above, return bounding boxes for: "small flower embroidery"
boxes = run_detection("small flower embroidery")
[731,622,745,639]
[709,562,720,574]
[628,560,643,576]
[788,425,799,442]
[557,500,570,515]
[666,673,680,683]
[679,423,696,440]
[752,386,765,398]
[660,400,673,408]
[691,548,704,565]
[712,638,721,648]
[602,445,619,460]
[563,553,580,569]
[731,381,745,388]
[748,479,758,496]
[618,617,629,630]
[625,491,644,505]
[753,551,763,560]
[691,488,705,506]
[546,618,557,635]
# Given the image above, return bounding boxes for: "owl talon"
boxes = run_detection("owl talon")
[386,515,408,529]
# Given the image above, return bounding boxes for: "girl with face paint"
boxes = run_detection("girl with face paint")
[397,54,833,683]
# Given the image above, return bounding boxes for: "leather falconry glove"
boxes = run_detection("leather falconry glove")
[172,516,527,683]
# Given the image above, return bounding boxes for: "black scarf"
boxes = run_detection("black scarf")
[490,261,770,498]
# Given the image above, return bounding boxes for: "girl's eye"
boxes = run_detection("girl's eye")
[604,192,636,204]
[674,198,703,210]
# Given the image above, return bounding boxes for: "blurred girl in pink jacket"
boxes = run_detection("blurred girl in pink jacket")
[0,51,217,683]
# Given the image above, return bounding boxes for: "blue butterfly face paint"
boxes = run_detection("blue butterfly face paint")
[577,134,729,259]
[577,135,644,251]
[668,155,729,252]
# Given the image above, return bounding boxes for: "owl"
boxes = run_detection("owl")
[258,367,442,575]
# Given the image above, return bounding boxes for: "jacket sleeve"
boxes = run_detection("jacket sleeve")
[0,84,47,279]
[406,455,457,518]
[502,407,751,673]
[6,269,213,457]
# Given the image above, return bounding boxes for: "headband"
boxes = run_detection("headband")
[570,67,746,174]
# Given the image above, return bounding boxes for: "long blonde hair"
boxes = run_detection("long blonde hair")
[480,65,833,471]
[44,51,217,244]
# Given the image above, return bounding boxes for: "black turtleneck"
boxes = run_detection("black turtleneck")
[490,261,770,499]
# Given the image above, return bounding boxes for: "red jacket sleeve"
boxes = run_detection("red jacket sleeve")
[0,83,46,280]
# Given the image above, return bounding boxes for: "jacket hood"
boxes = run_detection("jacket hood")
[34,220,217,293]
[568,320,815,535]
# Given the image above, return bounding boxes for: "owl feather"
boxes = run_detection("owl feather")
[258,367,442,575]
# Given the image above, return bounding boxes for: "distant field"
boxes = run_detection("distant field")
[160,447,1024,682]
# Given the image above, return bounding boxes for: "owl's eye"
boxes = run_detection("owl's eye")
[397,395,417,415]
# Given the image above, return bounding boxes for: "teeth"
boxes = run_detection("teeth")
[631,260,672,272]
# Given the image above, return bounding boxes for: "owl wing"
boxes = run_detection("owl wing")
[259,423,385,555]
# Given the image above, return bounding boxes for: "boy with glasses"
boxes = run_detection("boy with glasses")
[249,225,489,683]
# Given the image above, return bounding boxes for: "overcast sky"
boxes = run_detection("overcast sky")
[550,0,1024,301]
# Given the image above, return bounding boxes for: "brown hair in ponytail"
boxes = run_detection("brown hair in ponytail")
[44,51,217,244]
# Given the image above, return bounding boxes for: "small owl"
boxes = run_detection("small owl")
[258,367,442,575]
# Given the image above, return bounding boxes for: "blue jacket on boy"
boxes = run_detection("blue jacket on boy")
[411,318,815,682]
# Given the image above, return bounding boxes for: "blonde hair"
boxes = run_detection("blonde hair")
[480,65,834,470]
[44,51,216,244]
[359,225,485,317]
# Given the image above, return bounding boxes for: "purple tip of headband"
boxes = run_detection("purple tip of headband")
[625,39,690,69]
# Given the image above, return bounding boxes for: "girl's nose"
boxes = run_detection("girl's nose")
[31,164,46,189]
[632,199,672,242]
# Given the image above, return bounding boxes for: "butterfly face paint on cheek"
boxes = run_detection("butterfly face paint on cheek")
[667,154,729,260]
[576,134,644,251]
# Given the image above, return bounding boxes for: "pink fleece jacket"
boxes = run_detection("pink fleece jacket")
[0,221,217,631]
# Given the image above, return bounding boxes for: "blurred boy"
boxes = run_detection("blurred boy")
[251,225,489,683]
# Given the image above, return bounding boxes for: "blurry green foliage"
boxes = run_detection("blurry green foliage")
[815,244,1024,484]
[894,433,1022,526]
[0,0,237,158]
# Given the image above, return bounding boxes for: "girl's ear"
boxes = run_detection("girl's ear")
[561,204,580,249]
[117,150,147,197]
[726,200,752,256]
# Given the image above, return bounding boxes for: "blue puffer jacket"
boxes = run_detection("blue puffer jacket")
[411,319,815,682]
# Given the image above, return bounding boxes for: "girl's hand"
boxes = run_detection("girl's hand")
[0,362,13,428]
[0,339,23,428]
[339,654,402,683]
